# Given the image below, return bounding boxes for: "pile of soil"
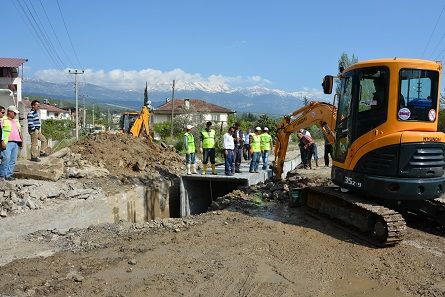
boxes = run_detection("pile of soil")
[70,133,184,177]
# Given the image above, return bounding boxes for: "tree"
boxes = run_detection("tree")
[254,114,278,139]
[143,82,149,106]
[303,96,309,106]
[336,52,358,94]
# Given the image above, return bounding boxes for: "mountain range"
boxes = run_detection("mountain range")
[22,79,322,115]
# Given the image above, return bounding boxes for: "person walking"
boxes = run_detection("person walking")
[0,106,22,181]
[200,121,217,175]
[223,126,235,176]
[27,100,48,162]
[184,124,198,175]
[249,127,262,173]
[260,127,273,170]
[243,128,251,161]
[232,122,243,173]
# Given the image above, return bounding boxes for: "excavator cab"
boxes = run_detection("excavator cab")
[325,59,444,201]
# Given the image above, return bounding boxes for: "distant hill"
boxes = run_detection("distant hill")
[22,79,323,115]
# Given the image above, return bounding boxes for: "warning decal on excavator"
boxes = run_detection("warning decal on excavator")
[398,108,411,120]
[428,109,436,122]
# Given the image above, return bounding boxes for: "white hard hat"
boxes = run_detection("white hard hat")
[186,124,194,130]
[255,126,261,131]
[263,127,269,131]
[7,105,19,114]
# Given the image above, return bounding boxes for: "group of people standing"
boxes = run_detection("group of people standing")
[183,121,273,176]
[0,100,48,181]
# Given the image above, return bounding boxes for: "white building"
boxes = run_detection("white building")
[152,98,235,126]
[0,57,27,108]
[23,99,71,120]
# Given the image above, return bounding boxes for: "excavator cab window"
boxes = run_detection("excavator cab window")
[333,72,353,162]
[398,69,438,122]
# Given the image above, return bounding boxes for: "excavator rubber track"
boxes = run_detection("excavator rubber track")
[302,186,407,247]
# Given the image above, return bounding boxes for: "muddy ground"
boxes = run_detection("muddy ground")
[0,167,444,297]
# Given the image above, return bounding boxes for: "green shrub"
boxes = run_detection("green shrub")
[41,119,75,141]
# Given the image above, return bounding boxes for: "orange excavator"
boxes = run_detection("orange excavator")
[274,58,445,246]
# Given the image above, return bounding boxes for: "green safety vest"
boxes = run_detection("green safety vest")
[184,132,196,154]
[1,117,21,145]
[251,134,261,152]
[201,129,215,149]
[260,133,272,150]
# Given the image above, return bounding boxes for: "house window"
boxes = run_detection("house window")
[211,114,219,121]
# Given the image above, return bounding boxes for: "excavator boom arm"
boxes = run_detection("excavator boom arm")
[274,101,337,179]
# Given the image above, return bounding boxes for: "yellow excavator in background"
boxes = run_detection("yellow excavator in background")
[274,58,445,246]
[121,83,152,138]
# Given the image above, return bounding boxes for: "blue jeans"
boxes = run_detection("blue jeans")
[249,152,261,172]
[203,148,216,164]
[224,149,234,175]
[0,142,19,178]
[185,153,196,164]
[262,150,270,170]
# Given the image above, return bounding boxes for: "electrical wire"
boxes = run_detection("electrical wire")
[13,0,61,69]
[422,2,445,58]
[39,0,75,67]
[56,0,83,69]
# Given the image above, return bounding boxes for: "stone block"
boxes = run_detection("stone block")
[14,157,64,181]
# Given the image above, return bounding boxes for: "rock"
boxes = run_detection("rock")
[128,259,137,265]
[14,157,64,181]
[0,209,7,217]
[118,160,124,167]
[262,191,272,199]
[66,189,95,200]
[51,147,71,159]
[73,274,84,282]
[26,199,37,209]
[134,159,147,171]
[174,228,181,232]
[67,165,110,179]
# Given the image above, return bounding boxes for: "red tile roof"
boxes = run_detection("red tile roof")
[0,58,27,68]
[23,100,70,113]
[155,99,234,114]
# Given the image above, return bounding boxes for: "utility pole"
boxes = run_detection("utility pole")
[81,95,87,128]
[92,104,95,127]
[68,69,84,140]
[170,79,176,137]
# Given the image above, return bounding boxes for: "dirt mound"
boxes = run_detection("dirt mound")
[70,134,184,177]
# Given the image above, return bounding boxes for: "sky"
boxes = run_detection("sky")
[3,0,445,95]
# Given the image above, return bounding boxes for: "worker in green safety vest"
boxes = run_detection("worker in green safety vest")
[260,127,273,170]
[200,121,217,175]
[184,124,198,175]
[249,126,262,173]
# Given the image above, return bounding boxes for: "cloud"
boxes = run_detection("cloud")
[33,67,273,92]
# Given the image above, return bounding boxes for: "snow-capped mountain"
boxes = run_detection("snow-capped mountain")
[22,79,324,115]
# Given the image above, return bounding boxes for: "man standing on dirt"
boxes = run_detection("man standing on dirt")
[223,126,235,176]
[184,124,198,175]
[200,121,217,175]
[27,100,48,162]
[260,127,273,170]
[232,122,243,173]
[0,106,22,181]
[249,127,262,173]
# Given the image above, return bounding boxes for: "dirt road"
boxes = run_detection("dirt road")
[0,168,444,297]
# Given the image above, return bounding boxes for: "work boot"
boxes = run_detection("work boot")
[186,164,192,175]
[315,159,319,167]
[211,164,217,175]
[40,152,49,157]
[202,164,207,175]
[191,164,198,174]
[30,157,41,162]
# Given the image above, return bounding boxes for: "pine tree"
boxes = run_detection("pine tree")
[143,82,149,106]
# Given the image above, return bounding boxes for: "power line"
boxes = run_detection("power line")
[13,0,61,68]
[23,0,65,68]
[56,0,83,69]
[422,2,445,57]
[39,0,75,67]
[431,33,445,59]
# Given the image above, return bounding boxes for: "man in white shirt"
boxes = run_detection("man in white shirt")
[223,126,235,176]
